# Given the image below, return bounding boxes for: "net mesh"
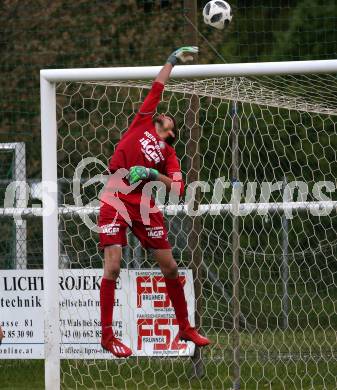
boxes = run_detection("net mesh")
[55,74,337,389]
[0,148,15,269]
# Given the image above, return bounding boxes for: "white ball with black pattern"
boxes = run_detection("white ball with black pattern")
[203,0,233,30]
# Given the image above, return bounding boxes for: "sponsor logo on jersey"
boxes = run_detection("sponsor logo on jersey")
[146,226,164,238]
[140,131,165,164]
[101,223,120,235]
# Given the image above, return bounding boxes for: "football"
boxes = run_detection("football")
[203,0,233,30]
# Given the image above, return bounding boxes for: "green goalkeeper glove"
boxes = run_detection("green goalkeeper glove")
[128,166,159,185]
[167,46,198,66]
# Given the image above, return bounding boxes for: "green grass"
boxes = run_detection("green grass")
[1,329,336,390]
[1,358,336,390]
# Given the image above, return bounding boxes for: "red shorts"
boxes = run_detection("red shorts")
[98,195,171,250]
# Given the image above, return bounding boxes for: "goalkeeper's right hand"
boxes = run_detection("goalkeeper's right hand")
[167,46,198,66]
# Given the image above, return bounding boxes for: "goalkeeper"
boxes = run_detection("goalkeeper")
[99,47,210,358]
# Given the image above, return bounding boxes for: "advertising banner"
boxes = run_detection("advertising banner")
[0,269,195,359]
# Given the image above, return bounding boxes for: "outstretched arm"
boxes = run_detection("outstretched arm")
[155,46,199,85]
[155,63,174,85]
[133,46,199,121]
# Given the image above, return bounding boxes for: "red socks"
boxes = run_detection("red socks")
[100,278,116,339]
[164,277,190,331]
[100,276,189,337]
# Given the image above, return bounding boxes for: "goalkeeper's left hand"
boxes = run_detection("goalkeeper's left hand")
[128,166,159,185]
[167,46,198,66]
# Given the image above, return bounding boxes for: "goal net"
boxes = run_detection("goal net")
[0,143,27,270]
[43,63,337,389]
[0,145,16,269]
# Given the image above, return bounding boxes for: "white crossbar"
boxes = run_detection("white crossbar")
[1,201,337,217]
[41,59,337,83]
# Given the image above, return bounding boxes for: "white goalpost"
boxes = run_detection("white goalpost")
[40,60,337,390]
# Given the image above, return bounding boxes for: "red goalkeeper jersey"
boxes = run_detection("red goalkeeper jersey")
[108,81,184,198]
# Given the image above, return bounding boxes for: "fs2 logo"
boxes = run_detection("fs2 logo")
[136,275,186,308]
[137,318,188,351]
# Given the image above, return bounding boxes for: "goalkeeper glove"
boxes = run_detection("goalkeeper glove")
[128,166,159,185]
[167,46,198,66]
